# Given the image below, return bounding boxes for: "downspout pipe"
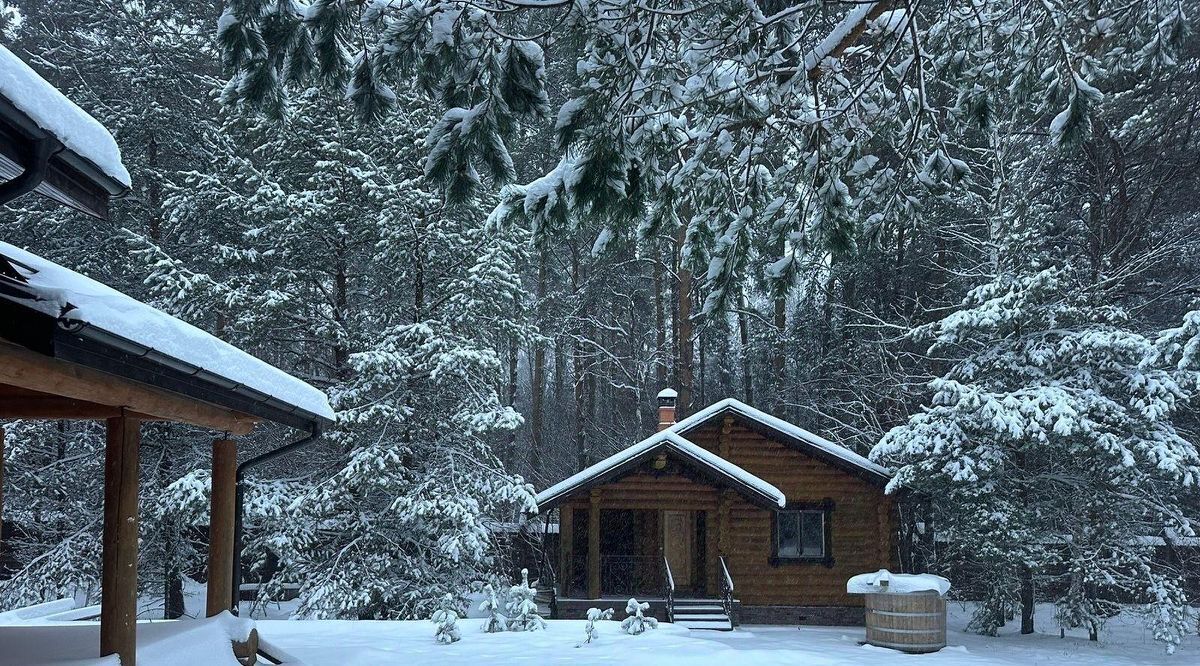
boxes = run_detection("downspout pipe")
[231,427,322,614]
[0,135,61,206]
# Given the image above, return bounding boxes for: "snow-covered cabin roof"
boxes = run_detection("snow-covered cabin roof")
[535,429,786,511]
[0,241,334,429]
[0,45,130,187]
[674,398,891,485]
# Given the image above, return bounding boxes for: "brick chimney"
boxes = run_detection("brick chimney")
[657,388,678,431]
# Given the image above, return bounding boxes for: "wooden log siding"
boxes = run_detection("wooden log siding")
[553,414,894,608]
[687,419,895,607]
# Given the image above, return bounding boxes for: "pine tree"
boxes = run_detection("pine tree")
[578,607,614,646]
[872,214,1200,651]
[505,569,546,632]
[431,594,463,644]
[478,583,506,633]
[620,598,658,635]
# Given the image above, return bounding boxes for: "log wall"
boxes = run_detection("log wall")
[688,416,894,607]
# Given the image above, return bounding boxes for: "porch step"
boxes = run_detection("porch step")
[671,599,733,631]
[675,615,733,631]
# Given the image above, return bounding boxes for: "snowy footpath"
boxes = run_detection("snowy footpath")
[258,604,1199,666]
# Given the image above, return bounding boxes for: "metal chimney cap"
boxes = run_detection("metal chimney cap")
[657,388,678,406]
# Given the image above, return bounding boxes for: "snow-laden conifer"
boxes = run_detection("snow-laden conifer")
[479,583,507,633]
[872,214,1200,651]
[431,594,463,644]
[505,569,546,632]
[621,598,658,635]
[578,607,614,646]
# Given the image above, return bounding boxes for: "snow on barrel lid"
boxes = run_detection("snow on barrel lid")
[0,44,131,187]
[847,569,951,596]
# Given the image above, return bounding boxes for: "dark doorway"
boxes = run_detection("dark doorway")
[599,509,662,596]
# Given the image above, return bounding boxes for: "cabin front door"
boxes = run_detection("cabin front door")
[662,510,695,590]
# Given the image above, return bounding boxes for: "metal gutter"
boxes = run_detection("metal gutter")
[231,428,323,614]
[58,320,332,432]
[0,134,60,206]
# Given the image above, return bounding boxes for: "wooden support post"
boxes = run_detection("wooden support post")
[705,509,719,595]
[558,506,573,597]
[101,415,140,666]
[207,438,237,617]
[718,491,733,554]
[0,426,5,559]
[588,490,601,599]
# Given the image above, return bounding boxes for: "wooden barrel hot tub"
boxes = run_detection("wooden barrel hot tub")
[863,590,947,654]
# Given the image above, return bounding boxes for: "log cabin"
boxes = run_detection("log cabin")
[536,390,895,629]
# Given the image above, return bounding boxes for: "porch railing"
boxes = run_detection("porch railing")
[599,555,663,596]
[719,555,735,620]
[663,555,675,623]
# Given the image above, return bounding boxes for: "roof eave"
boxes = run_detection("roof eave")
[534,435,784,513]
[0,95,129,219]
[674,400,892,487]
[0,285,331,432]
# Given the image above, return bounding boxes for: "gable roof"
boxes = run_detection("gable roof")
[673,398,891,485]
[535,429,786,511]
[0,241,334,431]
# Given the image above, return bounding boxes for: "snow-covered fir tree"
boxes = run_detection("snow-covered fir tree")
[505,569,546,632]
[579,607,614,646]
[478,583,506,633]
[620,598,658,635]
[872,212,1200,651]
[431,594,462,644]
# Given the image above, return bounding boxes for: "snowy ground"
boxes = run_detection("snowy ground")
[257,603,1199,666]
[2,582,1192,665]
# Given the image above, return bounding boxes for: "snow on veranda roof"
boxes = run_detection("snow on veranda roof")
[0,241,334,425]
[535,429,787,511]
[0,45,131,187]
[672,398,892,484]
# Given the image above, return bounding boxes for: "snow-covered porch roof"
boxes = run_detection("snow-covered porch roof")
[535,429,787,511]
[673,398,892,486]
[0,240,334,431]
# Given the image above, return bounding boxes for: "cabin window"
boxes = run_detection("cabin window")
[771,500,834,566]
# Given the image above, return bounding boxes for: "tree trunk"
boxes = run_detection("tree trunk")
[505,337,518,470]
[333,241,350,380]
[160,450,185,619]
[529,250,547,479]
[772,293,786,412]
[571,243,588,471]
[1020,566,1035,635]
[653,243,666,387]
[738,289,753,404]
[674,224,693,417]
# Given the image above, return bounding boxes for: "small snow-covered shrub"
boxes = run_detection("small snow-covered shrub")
[577,607,614,646]
[431,594,462,644]
[621,598,658,635]
[479,583,507,633]
[506,568,546,631]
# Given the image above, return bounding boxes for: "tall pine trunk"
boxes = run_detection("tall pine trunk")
[674,224,693,417]
[529,250,547,479]
[1020,566,1035,634]
[738,288,753,404]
